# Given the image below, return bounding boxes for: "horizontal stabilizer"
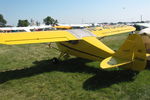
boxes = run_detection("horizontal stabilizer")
[147,53,150,60]
[100,56,131,69]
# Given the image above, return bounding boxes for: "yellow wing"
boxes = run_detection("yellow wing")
[0,26,135,45]
[0,31,78,45]
[91,25,135,37]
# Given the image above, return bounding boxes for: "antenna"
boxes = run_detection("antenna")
[140,15,143,22]
[82,18,84,24]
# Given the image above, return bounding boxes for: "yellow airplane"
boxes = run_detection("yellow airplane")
[53,26,72,30]
[0,25,149,71]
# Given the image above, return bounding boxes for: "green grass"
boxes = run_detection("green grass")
[0,33,150,100]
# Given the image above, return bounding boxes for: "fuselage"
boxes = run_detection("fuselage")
[56,40,114,61]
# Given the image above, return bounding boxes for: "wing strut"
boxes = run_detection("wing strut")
[83,37,115,58]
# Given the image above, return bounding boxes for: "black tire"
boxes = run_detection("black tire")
[51,57,60,64]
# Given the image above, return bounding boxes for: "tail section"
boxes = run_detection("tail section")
[100,34,147,71]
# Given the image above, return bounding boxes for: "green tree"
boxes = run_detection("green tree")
[17,20,29,27]
[43,16,58,26]
[0,14,7,26]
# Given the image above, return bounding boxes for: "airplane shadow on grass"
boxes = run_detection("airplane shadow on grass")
[0,58,140,90]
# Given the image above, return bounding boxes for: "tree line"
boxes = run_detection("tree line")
[0,14,58,27]
[0,14,7,26]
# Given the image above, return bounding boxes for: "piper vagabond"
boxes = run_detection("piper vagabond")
[0,25,149,71]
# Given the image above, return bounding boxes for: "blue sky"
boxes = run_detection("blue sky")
[0,0,150,25]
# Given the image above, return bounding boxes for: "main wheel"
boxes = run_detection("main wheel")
[51,57,60,64]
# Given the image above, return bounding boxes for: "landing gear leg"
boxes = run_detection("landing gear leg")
[58,52,70,60]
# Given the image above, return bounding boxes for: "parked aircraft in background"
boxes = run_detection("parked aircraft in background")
[134,23,150,31]
[0,24,92,33]
[0,25,53,33]
[57,24,92,29]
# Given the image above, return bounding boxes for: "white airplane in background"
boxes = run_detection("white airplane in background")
[135,23,150,28]
[135,23,150,35]
[0,24,92,33]
[134,23,150,31]
[0,25,52,32]
[139,28,150,35]
[58,23,92,28]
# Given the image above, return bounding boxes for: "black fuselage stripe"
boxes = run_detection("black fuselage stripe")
[59,43,104,59]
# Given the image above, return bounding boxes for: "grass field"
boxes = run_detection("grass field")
[0,33,150,100]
